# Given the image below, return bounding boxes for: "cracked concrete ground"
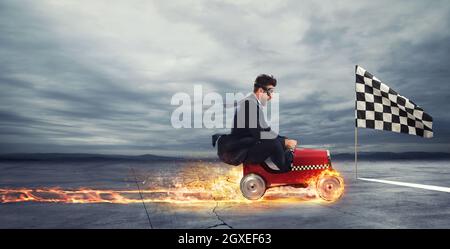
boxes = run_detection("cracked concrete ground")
[0,159,450,228]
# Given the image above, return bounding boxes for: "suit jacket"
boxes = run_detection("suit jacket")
[213,93,286,165]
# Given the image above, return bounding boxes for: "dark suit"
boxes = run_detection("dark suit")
[213,93,291,172]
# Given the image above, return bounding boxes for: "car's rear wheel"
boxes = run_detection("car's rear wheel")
[240,173,266,200]
[316,174,344,202]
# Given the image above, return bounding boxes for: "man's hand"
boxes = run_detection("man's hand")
[284,139,298,150]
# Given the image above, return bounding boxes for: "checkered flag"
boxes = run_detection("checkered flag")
[355,65,433,138]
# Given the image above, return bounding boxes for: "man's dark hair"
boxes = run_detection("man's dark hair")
[253,74,277,93]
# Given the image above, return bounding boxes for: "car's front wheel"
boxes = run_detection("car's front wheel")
[316,174,344,202]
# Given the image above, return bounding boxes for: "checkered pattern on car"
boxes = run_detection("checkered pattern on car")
[291,164,330,171]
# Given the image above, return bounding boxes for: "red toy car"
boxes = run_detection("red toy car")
[240,148,344,201]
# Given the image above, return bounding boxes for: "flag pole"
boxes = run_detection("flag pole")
[355,126,358,179]
[354,64,358,180]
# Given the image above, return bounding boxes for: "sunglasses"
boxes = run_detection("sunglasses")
[254,83,275,96]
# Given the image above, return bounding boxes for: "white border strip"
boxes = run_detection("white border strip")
[358,178,450,193]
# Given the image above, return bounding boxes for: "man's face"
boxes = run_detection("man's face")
[258,84,275,105]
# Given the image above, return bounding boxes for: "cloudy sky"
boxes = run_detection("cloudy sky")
[1,0,449,157]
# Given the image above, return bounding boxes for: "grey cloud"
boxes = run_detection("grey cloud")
[0,0,449,157]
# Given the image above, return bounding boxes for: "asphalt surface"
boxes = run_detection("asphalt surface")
[0,159,449,228]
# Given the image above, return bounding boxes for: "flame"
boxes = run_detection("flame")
[306,168,344,186]
[0,163,344,205]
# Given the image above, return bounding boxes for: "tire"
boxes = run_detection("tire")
[316,175,344,202]
[240,173,266,200]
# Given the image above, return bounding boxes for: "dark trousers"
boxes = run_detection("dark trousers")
[244,137,291,172]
